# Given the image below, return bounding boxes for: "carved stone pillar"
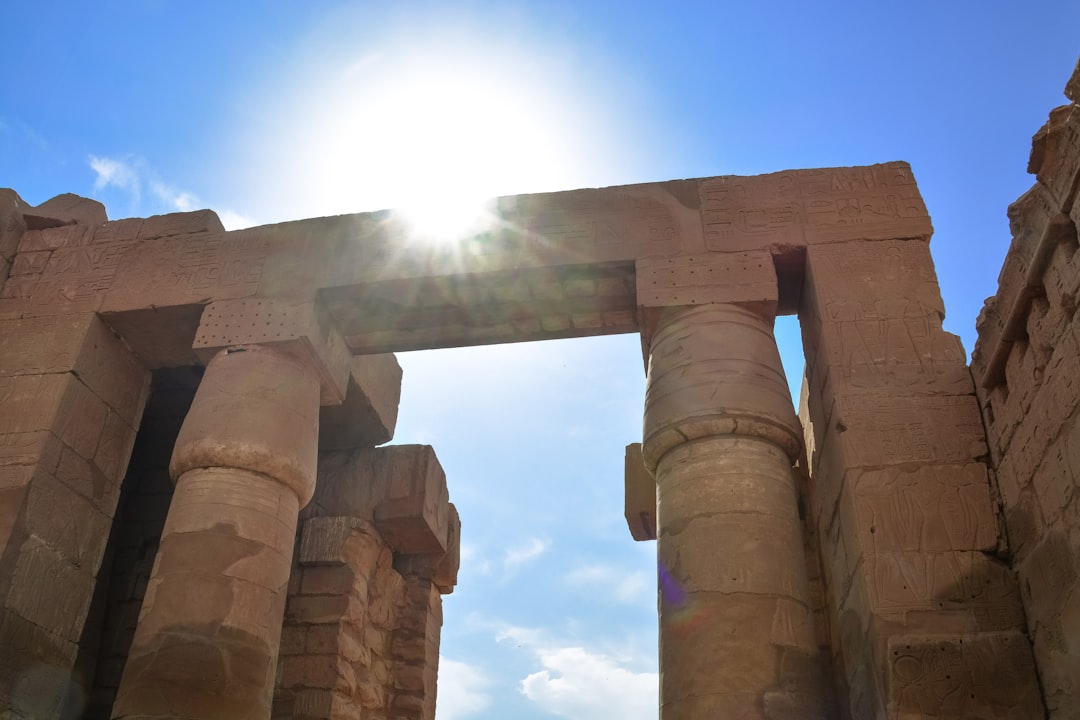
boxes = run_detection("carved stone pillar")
[113,299,351,720]
[111,346,320,720]
[642,303,828,720]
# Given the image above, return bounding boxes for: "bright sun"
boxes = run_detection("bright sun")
[294,53,579,244]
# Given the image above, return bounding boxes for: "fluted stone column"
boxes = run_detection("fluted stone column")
[112,346,321,720]
[643,303,827,720]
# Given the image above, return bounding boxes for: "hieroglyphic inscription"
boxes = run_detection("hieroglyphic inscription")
[887,633,1043,718]
[828,395,986,468]
[866,551,1023,620]
[102,233,270,312]
[16,224,94,253]
[850,464,997,554]
[700,162,930,250]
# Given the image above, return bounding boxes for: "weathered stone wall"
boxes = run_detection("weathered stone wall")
[972,57,1080,719]
[0,304,150,719]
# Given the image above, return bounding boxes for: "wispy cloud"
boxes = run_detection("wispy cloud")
[435,658,492,720]
[85,154,257,229]
[89,155,141,200]
[493,622,657,720]
[502,537,550,574]
[564,564,651,604]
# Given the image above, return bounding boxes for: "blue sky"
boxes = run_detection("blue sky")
[2,3,1078,718]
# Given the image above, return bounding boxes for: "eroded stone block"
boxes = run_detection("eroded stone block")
[371,446,450,555]
[433,503,461,594]
[885,632,1044,718]
[318,354,402,450]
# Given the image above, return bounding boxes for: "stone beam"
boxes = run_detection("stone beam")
[1,162,929,354]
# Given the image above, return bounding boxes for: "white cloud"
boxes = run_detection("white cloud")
[89,155,140,198]
[435,658,492,720]
[85,155,257,228]
[564,564,651,604]
[150,180,199,212]
[522,646,657,720]
[459,542,492,577]
[503,537,549,573]
[491,622,657,720]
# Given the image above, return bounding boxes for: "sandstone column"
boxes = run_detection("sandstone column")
[113,299,353,720]
[642,303,827,720]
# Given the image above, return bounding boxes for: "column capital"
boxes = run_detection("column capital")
[193,297,353,405]
[642,303,801,471]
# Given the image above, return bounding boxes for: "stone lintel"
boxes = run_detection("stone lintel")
[319,353,403,450]
[624,443,656,541]
[193,297,352,405]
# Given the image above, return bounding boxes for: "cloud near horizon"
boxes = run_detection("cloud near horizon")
[494,623,657,720]
[435,658,493,720]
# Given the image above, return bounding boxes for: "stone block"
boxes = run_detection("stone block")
[806,238,945,320]
[1066,55,1080,103]
[0,189,29,262]
[433,503,461,593]
[624,443,656,541]
[5,537,96,641]
[299,516,375,566]
[24,193,107,228]
[861,550,1025,629]
[0,610,78,720]
[885,632,1044,718]
[697,161,931,252]
[846,463,999,554]
[100,229,268,314]
[10,250,50,276]
[301,566,357,597]
[369,446,450,555]
[16,224,94,253]
[0,314,150,429]
[193,298,352,405]
[318,353,402,450]
[24,470,112,567]
[1029,104,1080,211]
[822,393,986,469]
[635,250,778,343]
[136,209,224,241]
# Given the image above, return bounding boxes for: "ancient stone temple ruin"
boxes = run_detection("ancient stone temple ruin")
[1,59,1079,720]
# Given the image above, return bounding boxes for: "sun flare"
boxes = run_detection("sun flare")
[275,43,595,240]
